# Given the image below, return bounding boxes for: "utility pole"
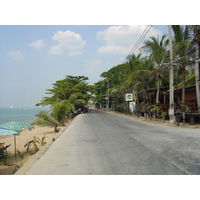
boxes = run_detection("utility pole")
[194,25,200,113]
[106,79,109,111]
[168,25,175,123]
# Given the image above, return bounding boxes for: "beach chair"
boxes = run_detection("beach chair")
[0,143,4,149]
[0,143,11,160]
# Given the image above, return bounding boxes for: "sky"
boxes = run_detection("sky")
[0,0,196,108]
[0,25,169,108]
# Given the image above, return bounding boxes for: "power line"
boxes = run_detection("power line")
[123,25,152,63]
[130,25,152,55]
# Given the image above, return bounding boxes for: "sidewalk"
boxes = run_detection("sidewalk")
[105,110,200,129]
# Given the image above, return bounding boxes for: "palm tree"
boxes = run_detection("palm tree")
[192,25,200,113]
[50,100,74,126]
[172,25,192,104]
[68,92,86,108]
[127,55,155,104]
[35,100,74,132]
[126,54,143,104]
[35,111,60,132]
[140,35,169,103]
[172,25,192,125]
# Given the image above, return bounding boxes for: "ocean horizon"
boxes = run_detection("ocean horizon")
[0,107,49,125]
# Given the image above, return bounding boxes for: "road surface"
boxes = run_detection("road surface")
[26,109,200,175]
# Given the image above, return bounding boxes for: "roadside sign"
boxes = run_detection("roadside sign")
[129,102,135,112]
[125,93,133,101]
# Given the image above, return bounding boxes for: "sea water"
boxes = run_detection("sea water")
[0,107,49,125]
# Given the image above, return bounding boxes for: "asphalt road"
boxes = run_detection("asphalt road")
[26,109,200,175]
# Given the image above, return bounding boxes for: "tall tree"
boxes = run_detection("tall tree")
[93,79,108,108]
[140,35,169,103]
[100,63,131,109]
[172,25,192,125]
[193,25,200,113]
[36,75,91,107]
[172,25,192,103]
[127,55,155,103]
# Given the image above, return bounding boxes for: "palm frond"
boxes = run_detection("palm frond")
[37,111,59,126]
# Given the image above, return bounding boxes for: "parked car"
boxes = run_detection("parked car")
[74,109,81,116]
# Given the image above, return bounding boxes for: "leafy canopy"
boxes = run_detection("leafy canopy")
[36,75,93,106]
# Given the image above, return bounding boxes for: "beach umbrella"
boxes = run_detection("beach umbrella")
[0,121,34,133]
[0,121,34,157]
[0,127,18,136]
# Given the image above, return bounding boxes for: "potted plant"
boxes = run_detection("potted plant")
[160,112,167,123]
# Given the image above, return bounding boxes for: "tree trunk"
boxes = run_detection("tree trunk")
[54,125,59,132]
[136,92,139,104]
[182,72,186,126]
[156,77,160,104]
[194,26,200,113]
[145,89,149,103]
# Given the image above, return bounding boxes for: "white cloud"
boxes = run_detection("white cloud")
[7,50,24,60]
[97,25,162,55]
[29,40,45,48]
[48,30,86,56]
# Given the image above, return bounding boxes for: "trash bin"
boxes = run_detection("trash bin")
[175,109,182,126]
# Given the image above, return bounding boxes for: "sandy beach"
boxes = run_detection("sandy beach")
[0,124,67,175]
